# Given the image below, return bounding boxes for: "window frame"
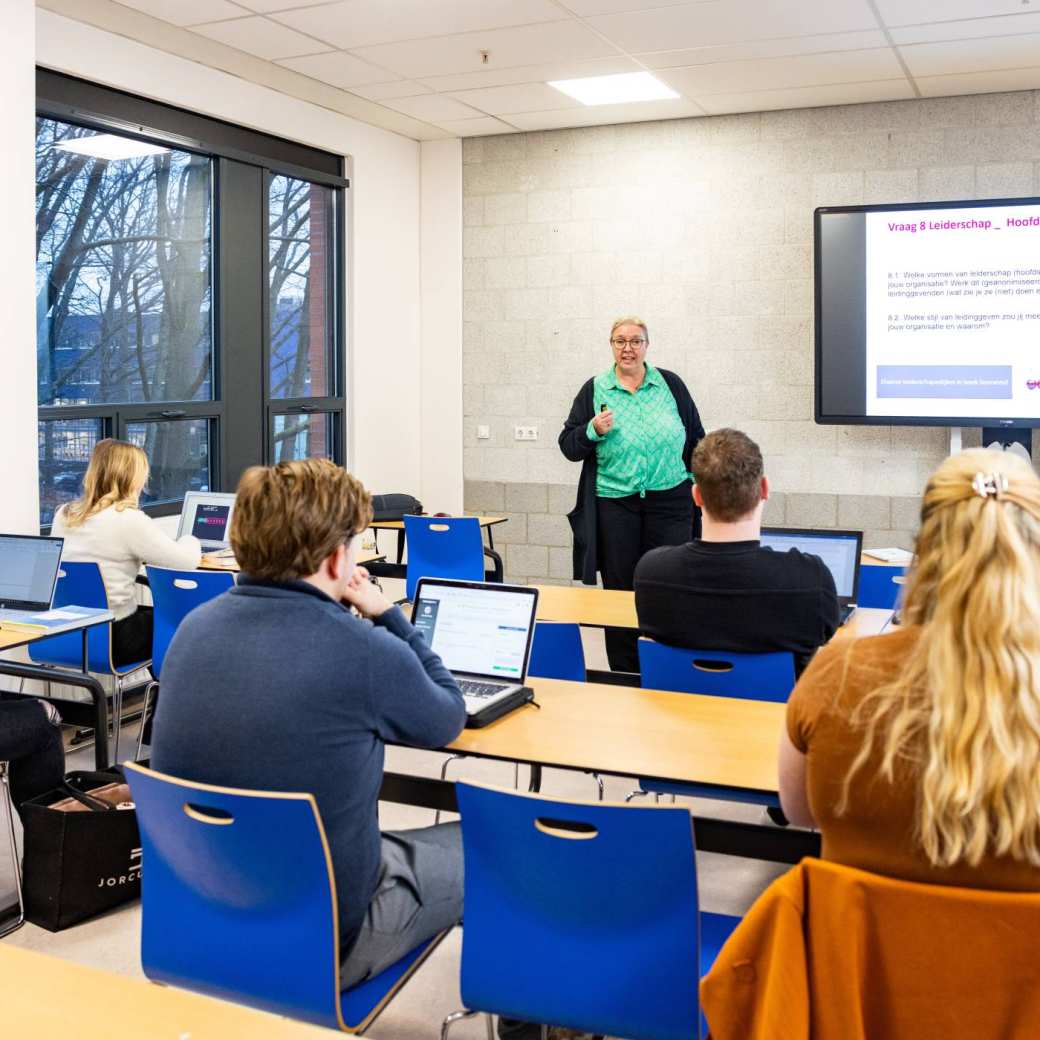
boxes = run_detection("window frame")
[36,71,349,526]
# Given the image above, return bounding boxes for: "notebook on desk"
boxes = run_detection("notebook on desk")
[760,527,863,625]
[0,534,65,628]
[411,578,539,728]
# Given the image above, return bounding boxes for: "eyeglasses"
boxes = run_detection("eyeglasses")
[611,337,646,348]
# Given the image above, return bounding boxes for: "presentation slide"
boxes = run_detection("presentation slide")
[865,204,1040,419]
[191,504,230,542]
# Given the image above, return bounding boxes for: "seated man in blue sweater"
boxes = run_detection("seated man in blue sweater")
[152,458,467,988]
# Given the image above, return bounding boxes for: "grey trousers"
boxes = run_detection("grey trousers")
[340,821,463,990]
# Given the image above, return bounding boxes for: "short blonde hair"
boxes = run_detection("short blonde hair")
[62,439,149,527]
[609,316,649,342]
[230,459,373,582]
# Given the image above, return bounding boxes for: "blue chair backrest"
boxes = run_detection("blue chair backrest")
[858,564,907,611]
[403,515,484,601]
[28,561,117,673]
[456,782,703,1040]
[528,622,586,682]
[638,641,795,703]
[123,763,344,1030]
[146,567,234,678]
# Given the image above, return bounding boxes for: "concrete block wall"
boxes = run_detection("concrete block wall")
[461,91,1039,582]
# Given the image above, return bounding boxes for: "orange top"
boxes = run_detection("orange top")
[701,857,1040,1040]
[787,626,1040,891]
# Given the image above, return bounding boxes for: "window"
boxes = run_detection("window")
[36,72,348,526]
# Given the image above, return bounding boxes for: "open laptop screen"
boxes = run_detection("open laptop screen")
[0,535,64,611]
[760,528,862,601]
[178,492,235,547]
[412,579,538,682]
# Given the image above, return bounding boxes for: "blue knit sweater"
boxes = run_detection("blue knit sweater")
[152,577,466,952]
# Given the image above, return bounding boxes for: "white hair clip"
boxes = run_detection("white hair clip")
[972,472,1009,498]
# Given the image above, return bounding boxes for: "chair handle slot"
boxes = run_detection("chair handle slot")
[534,817,598,840]
[893,576,906,585]
[183,803,234,825]
[173,579,199,590]
[57,568,67,578]
[692,659,734,673]
[429,523,450,532]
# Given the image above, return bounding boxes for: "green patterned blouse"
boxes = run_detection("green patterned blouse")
[585,363,690,498]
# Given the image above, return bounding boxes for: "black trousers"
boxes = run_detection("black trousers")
[597,481,693,673]
[0,700,65,815]
[111,606,154,669]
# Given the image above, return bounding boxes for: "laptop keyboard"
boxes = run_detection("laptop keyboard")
[458,679,507,699]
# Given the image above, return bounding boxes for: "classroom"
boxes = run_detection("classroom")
[3,2,1040,1037]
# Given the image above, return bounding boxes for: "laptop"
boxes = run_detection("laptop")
[177,491,236,552]
[760,527,864,624]
[0,534,64,621]
[411,578,539,727]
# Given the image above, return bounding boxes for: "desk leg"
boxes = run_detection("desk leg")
[528,764,542,793]
[81,628,89,673]
[486,526,495,552]
[0,662,109,770]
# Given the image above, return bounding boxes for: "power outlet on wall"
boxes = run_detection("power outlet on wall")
[514,425,538,441]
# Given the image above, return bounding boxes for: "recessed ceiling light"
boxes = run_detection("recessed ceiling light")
[548,71,679,107]
[53,134,171,161]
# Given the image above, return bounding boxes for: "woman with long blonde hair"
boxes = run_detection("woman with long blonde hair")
[52,439,201,667]
[779,448,1040,887]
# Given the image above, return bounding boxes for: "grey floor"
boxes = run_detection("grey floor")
[0,626,789,1039]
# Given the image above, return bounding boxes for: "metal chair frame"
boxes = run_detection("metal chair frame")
[0,762,24,938]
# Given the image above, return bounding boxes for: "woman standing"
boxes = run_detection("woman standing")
[52,439,202,667]
[559,317,704,672]
[781,448,1040,890]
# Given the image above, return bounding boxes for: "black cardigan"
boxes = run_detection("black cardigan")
[558,368,705,585]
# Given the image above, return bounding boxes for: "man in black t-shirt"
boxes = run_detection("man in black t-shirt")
[634,428,839,675]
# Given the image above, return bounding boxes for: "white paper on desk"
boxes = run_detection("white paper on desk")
[32,609,87,621]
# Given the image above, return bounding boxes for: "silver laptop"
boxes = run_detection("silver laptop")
[760,527,863,624]
[177,491,236,551]
[411,578,539,717]
[0,534,64,621]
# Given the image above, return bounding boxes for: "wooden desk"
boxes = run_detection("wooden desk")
[199,550,385,572]
[0,946,333,1039]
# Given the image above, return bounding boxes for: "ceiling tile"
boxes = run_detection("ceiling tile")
[586,0,880,54]
[271,0,564,50]
[418,55,640,93]
[915,67,1040,97]
[349,80,434,101]
[382,93,488,122]
[900,34,1040,78]
[640,30,888,69]
[890,11,1040,45]
[873,0,1033,28]
[232,0,346,11]
[111,0,249,25]
[191,16,330,59]
[506,98,703,130]
[696,79,914,115]
[447,83,582,115]
[432,116,521,136]
[276,50,399,88]
[657,48,906,96]
[556,0,704,13]
[350,20,620,79]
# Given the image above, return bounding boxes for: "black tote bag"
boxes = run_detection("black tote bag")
[21,768,141,931]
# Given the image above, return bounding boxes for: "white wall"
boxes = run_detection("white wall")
[419,139,464,513]
[34,9,433,501]
[1,0,39,534]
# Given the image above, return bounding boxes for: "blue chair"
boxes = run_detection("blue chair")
[403,515,497,602]
[858,564,907,611]
[634,641,796,806]
[528,622,586,682]
[136,567,235,756]
[123,763,448,1034]
[28,561,149,763]
[444,782,740,1040]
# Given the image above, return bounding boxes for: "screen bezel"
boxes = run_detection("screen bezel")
[0,534,65,611]
[760,526,863,604]
[814,195,1040,429]
[410,577,540,683]
[178,491,236,544]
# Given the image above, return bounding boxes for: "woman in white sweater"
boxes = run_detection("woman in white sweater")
[52,439,202,667]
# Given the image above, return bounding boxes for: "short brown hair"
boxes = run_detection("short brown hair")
[692,429,764,522]
[230,459,373,581]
